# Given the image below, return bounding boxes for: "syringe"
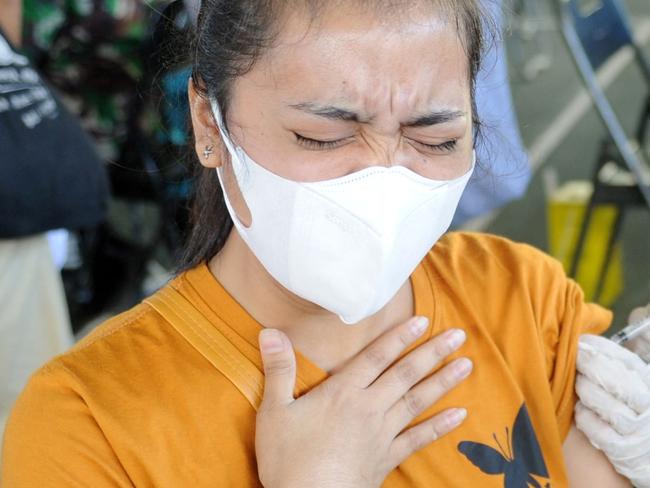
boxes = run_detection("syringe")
[610,315,650,345]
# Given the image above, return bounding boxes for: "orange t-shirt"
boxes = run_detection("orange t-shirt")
[1,233,611,487]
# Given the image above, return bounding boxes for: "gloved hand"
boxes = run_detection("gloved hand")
[575,334,650,488]
[627,304,650,362]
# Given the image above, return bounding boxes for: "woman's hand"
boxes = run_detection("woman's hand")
[575,334,650,488]
[255,317,472,488]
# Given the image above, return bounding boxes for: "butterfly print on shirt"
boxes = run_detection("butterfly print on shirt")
[457,402,551,488]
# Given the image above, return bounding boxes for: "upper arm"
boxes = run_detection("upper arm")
[522,249,623,484]
[1,366,134,487]
[0,0,22,45]
[532,254,612,439]
[562,424,631,488]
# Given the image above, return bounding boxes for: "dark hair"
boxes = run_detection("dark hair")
[178,0,493,272]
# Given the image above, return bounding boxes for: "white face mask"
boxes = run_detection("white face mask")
[210,101,474,324]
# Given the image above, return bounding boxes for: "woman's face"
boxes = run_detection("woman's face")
[195,3,474,184]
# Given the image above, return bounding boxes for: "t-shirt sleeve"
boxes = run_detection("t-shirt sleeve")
[1,365,134,487]
[533,253,613,442]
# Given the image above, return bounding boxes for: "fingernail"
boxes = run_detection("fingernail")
[410,317,429,337]
[445,329,466,350]
[260,329,285,353]
[454,358,473,379]
[449,408,467,426]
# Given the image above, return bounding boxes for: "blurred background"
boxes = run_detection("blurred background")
[1,0,649,441]
[480,0,650,328]
[482,0,649,327]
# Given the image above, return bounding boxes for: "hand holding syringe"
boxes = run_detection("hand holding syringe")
[574,309,650,487]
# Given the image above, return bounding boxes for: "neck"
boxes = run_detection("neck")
[209,230,414,373]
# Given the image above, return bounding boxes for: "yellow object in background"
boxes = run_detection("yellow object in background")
[547,180,623,307]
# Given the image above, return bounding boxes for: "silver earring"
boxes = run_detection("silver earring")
[203,145,214,159]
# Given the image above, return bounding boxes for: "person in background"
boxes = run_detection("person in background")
[0,0,107,449]
[18,0,188,323]
[20,0,159,162]
[454,0,531,226]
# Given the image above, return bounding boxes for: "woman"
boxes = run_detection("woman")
[0,0,640,486]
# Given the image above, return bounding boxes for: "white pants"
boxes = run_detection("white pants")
[0,234,73,446]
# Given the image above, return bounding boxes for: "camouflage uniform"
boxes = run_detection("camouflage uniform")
[21,0,166,161]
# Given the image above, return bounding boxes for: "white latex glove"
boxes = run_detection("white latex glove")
[627,304,650,362]
[575,334,650,487]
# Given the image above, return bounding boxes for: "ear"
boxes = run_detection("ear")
[188,79,224,168]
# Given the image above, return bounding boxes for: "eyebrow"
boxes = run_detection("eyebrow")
[289,102,368,123]
[289,102,464,127]
[405,110,465,127]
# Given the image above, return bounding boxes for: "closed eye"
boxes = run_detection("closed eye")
[410,138,458,153]
[294,133,352,150]
[295,133,458,153]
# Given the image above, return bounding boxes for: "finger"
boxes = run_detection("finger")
[387,408,467,470]
[576,346,650,413]
[385,357,473,437]
[338,316,431,389]
[576,402,649,461]
[575,401,622,453]
[579,334,647,372]
[258,329,296,409]
[575,373,641,435]
[369,328,466,407]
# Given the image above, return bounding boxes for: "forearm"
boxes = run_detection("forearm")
[0,0,22,46]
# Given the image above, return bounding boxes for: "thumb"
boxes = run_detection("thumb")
[258,328,296,408]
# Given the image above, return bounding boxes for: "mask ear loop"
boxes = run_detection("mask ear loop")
[209,100,255,230]
[210,100,240,156]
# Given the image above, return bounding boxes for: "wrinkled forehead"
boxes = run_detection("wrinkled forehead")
[266,1,469,73]
[233,3,471,118]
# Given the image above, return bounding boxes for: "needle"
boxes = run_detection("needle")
[610,316,650,345]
